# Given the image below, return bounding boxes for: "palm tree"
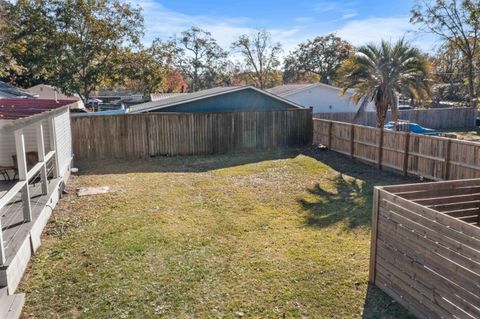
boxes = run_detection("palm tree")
[340,39,431,128]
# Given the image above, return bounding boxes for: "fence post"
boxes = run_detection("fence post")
[369,187,381,283]
[350,124,355,158]
[328,121,333,150]
[403,132,410,176]
[444,138,452,180]
[377,129,384,170]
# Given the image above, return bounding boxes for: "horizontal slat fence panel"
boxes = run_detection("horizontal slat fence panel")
[313,118,480,181]
[71,109,313,159]
[314,107,477,129]
[370,183,480,319]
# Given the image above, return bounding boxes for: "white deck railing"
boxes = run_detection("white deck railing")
[0,118,58,265]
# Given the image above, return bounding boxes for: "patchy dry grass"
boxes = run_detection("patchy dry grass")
[440,128,480,141]
[20,148,415,318]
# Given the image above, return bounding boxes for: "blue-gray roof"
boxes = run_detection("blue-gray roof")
[71,109,127,117]
[128,86,304,114]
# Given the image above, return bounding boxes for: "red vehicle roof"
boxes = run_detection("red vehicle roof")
[0,98,73,120]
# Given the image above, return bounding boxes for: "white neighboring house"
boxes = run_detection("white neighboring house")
[26,84,85,111]
[268,83,376,113]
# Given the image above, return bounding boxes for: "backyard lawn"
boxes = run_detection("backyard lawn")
[20,148,415,318]
[440,128,480,141]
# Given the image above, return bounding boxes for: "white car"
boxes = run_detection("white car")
[87,98,103,104]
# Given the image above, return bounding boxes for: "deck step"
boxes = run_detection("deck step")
[0,288,25,319]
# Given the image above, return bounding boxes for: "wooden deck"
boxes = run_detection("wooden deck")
[0,183,13,199]
[0,288,24,319]
[0,97,72,319]
[0,177,62,293]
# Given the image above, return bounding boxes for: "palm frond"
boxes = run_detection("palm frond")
[339,38,432,127]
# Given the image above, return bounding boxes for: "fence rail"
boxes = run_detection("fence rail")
[71,109,313,159]
[0,120,57,265]
[313,118,480,181]
[371,181,480,318]
[314,107,477,129]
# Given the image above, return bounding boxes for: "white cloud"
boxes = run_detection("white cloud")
[133,1,438,58]
[314,1,357,13]
[295,17,315,24]
[336,17,438,52]
[342,13,358,19]
[134,0,307,54]
[135,0,252,48]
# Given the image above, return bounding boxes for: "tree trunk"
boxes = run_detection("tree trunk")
[375,87,389,128]
[391,109,399,123]
[467,56,477,107]
[375,102,388,128]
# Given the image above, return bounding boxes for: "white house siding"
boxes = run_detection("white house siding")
[284,86,375,113]
[53,109,73,176]
[0,110,72,182]
[0,120,51,168]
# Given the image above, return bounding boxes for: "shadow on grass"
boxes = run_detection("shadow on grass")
[76,146,418,185]
[76,148,304,176]
[301,148,416,187]
[362,284,415,319]
[298,173,372,229]
[297,149,416,229]
[73,147,418,317]
[77,146,416,230]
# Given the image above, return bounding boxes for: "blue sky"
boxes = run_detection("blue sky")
[135,0,438,54]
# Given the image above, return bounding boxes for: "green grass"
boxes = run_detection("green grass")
[20,148,415,318]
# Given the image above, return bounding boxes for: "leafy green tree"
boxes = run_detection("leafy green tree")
[0,0,19,79]
[0,0,16,78]
[212,60,245,86]
[52,0,144,102]
[284,34,352,85]
[430,40,468,102]
[283,55,321,84]
[177,26,228,92]
[340,39,431,127]
[6,0,143,101]
[411,0,480,107]
[232,29,282,89]
[6,0,57,86]
[123,39,182,96]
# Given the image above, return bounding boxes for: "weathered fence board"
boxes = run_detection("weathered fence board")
[314,107,477,129]
[71,109,313,159]
[314,118,480,181]
[370,181,480,319]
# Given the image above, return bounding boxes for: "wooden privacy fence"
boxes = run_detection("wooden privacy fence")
[71,109,313,159]
[370,180,480,318]
[314,118,480,181]
[314,107,477,129]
